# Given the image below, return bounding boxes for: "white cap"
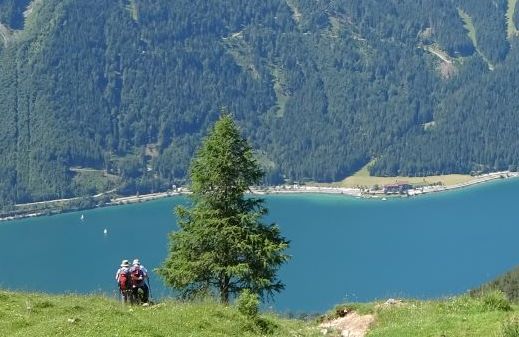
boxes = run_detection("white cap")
[132,259,140,265]
[120,260,130,267]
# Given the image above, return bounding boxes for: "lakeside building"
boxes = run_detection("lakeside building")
[383,182,413,194]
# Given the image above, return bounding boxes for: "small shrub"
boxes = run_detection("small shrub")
[502,317,519,337]
[330,304,355,319]
[482,289,511,312]
[33,300,54,309]
[322,303,372,321]
[236,290,278,334]
[65,304,85,314]
[0,292,9,301]
[255,317,278,335]
[445,295,478,313]
[236,289,259,318]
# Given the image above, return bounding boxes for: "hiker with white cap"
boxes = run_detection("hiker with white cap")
[129,258,149,303]
[115,259,131,303]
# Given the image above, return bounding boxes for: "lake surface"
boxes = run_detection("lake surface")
[2,178,519,313]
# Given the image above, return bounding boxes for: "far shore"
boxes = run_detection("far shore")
[252,171,519,198]
[1,170,518,222]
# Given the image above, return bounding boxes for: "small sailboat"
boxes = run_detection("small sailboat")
[103,228,108,235]
[80,214,85,221]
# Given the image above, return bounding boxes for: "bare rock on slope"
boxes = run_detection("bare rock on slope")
[319,311,375,337]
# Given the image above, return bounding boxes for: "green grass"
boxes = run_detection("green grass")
[271,66,290,118]
[320,291,519,336]
[4,289,519,336]
[337,161,473,188]
[125,0,139,22]
[458,8,494,70]
[285,0,302,24]
[368,295,516,337]
[0,290,320,337]
[458,9,478,49]
[507,0,519,38]
[71,170,121,195]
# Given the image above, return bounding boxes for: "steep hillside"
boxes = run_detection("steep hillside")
[0,0,518,206]
[473,265,519,303]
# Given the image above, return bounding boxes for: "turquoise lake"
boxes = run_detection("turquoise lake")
[2,178,519,313]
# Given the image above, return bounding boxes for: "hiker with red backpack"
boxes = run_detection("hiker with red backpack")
[115,259,131,303]
[129,258,149,304]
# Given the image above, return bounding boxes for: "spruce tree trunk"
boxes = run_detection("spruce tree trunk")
[220,275,230,304]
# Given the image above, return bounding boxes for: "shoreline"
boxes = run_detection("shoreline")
[252,171,519,198]
[1,171,518,222]
[406,171,519,196]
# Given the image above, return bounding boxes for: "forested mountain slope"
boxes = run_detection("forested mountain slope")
[0,0,518,205]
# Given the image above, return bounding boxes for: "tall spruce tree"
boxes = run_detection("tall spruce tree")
[158,115,290,303]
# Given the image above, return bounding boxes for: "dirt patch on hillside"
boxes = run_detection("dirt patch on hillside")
[319,311,375,337]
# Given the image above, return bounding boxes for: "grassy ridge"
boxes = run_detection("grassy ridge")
[367,294,515,337]
[3,290,519,336]
[0,291,320,337]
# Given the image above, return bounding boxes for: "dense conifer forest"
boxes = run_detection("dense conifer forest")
[1,0,519,206]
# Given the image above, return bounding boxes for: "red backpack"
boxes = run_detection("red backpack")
[118,269,131,290]
[131,267,144,286]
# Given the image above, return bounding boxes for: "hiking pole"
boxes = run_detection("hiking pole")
[147,277,153,303]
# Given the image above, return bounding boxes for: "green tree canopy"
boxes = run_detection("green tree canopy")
[158,115,290,303]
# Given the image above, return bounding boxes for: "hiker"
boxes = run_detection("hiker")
[115,259,131,303]
[130,258,149,303]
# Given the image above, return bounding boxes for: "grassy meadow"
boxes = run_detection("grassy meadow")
[336,163,473,189]
[367,293,517,337]
[3,289,519,336]
[0,290,320,337]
